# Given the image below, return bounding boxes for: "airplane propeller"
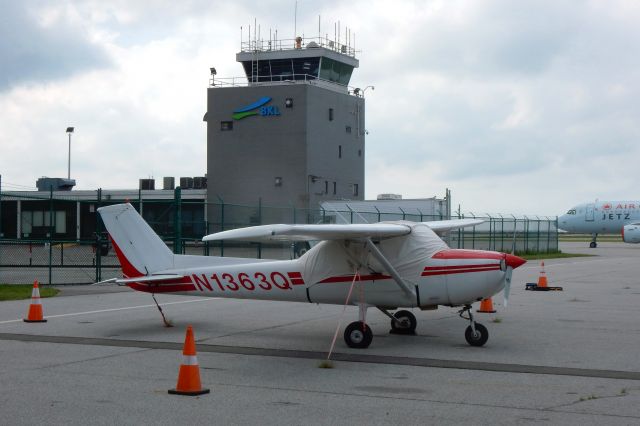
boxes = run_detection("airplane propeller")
[503,264,513,307]
[503,226,518,307]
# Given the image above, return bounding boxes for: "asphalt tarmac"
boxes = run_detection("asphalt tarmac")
[0,242,639,425]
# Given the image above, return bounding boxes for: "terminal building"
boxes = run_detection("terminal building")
[204,34,366,217]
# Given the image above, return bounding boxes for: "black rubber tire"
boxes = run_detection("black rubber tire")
[344,321,373,349]
[391,310,417,333]
[465,323,489,347]
[589,242,597,248]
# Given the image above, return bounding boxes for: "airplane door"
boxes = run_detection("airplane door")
[585,204,595,222]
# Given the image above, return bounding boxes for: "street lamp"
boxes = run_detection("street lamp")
[66,127,74,179]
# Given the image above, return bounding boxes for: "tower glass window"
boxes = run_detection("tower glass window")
[242,57,320,82]
[319,58,354,85]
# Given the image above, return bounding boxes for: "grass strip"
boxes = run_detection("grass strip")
[0,285,60,301]
[514,251,594,261]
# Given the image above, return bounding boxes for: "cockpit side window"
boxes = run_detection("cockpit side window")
[566,209,577,215]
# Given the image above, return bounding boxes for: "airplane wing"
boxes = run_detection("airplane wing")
[202,219,484,242]
[203,223,412,242]
[422,218,484,233]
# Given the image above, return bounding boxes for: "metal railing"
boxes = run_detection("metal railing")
[240,36,357,57]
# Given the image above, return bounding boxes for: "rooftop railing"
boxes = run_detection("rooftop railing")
[209,73,367,97]
[240,36,357,58]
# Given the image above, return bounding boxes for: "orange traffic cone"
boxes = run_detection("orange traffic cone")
[168,325,210,396]
[537,261,548,288]
[477,297,497,313]
[23,281,47,323]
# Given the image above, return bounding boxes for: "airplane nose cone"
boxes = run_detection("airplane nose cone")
[505,253,526,269]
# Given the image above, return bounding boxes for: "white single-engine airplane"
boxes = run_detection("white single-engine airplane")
[559,200,640,247]
[99,203,525,348]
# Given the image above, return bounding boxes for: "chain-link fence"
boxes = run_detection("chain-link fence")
[0,189,558,284]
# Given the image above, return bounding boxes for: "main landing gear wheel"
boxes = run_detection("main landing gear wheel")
[390,310,417,335]
[465,323,489,347]
[590,241,597,248]
[344,321,373,349]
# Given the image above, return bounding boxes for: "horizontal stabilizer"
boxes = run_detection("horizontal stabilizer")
[114,274,185,284]
[93,275,186,286]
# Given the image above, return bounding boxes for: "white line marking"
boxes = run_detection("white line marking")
[0,298,219,325]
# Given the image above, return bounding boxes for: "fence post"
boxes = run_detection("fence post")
[217,195,224,257]
[48,187,53,285]
[0,174,3,238]
[257,198,262,259]
[174,187,182,254]
[536,216,541,253]
[96,188,102,282]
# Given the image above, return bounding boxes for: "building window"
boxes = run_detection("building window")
[329,108,334,121]
[325,180,328,194]
[333,182,336,195]
[220,121,233,131]
[285,98,293,108]
[353,184,359,197]
[358,149,362,157]
[338,145,342,158]
[345,126,351,133]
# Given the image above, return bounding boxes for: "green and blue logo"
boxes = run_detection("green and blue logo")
[233,96,281,120]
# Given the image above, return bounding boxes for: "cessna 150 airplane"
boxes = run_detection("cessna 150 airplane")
[99,203,525,348]
[559,200,640,247]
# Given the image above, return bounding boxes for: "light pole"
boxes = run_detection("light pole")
[66,127,74,179]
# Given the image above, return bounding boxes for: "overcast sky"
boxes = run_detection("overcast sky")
[1,0,638,216]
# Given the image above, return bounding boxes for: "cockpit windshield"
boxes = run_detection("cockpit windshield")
[566,209,577,215]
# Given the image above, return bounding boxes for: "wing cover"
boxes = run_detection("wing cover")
[203,223,412,242]
[203,219,483,242]
[422,219,484,233]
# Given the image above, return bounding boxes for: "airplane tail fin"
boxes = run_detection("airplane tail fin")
[98,203,174,277]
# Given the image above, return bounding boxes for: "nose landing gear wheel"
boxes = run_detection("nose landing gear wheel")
[390,310,417,335]
[344,321,373,348]
[465,323,489,346]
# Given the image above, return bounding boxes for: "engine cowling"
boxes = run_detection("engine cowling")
[622,224,640,243]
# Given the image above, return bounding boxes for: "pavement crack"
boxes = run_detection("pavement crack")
[35,347,152,370]
[545,387,638,411]
[207,381,640,420]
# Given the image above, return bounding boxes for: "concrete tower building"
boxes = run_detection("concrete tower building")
[205,32,366,220]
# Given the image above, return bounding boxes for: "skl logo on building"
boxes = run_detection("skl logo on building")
[232,96,281,120]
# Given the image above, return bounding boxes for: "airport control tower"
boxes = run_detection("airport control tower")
[205,31,366,219]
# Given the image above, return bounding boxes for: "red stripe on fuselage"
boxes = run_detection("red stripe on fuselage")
[421,265,501,276]
[127,282,196,293]
[432,249,504,260]
[287,272,305,285]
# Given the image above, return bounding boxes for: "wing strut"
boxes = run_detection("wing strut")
[365,238,416,298]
